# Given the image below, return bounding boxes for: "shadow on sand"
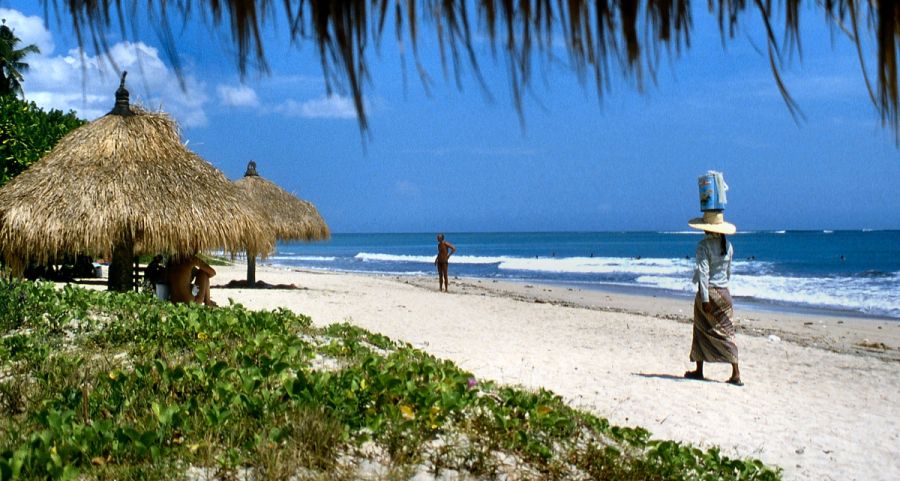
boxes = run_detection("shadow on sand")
[70,279,107,287]
[633,373,702,382]
[215,279,308,290]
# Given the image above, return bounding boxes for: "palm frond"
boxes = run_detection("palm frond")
[44,1,900,139]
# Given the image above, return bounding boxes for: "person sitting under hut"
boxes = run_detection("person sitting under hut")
[165,254,217,306]
[144,255,166,285]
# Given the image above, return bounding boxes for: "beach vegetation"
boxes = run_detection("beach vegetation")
[0,279,782,480]
[197,254,234,267]
[0,96,85,187]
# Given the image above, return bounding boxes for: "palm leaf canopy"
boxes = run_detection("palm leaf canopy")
[47,1,900,137]
[234,161,329,243]
[0,75,274,266]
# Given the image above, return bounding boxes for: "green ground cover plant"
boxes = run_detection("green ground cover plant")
[0,279,781,480]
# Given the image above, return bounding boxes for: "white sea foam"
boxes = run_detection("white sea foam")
[497,257,694,275]
[355,253,700,276]
[635,273,900,317]
[355,252,509,264]
[275,248,900,318]
[291,265,431,276]
[270,255,336,262]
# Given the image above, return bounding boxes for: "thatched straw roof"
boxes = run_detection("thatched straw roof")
[234,161,329,243]
[0,76,274,266]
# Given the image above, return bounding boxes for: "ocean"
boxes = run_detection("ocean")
[263,231,900,319]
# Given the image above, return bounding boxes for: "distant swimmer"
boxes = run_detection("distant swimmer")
[840,255,846,261]
[434,234,456,292]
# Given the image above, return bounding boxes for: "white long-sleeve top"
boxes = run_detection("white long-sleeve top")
[692,233,733,302]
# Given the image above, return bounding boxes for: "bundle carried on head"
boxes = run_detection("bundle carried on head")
[689,171,736,235]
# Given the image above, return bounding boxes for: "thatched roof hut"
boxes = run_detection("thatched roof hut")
[0,73,274,290]
[234,160,329,285]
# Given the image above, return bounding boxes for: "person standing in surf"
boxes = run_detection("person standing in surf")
[435,234,456,292]
[684,211,742,386]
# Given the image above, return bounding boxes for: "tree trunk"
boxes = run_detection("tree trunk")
[247,251,256,287]
[107,239,134,292]
[6,256,25,279]
[0,70,10,97]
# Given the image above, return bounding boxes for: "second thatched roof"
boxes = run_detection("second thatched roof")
[0,80,274,264]
[234,161,329,243]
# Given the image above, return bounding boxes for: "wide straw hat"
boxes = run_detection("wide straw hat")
[688,211,737,235]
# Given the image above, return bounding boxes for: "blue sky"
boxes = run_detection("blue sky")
[4,2,898,232]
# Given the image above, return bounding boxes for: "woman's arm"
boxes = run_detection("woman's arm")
[696,242,710,303]
[727,243,732,282]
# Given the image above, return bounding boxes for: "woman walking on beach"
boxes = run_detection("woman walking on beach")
[685,212,742,386]
[435,234,456,292]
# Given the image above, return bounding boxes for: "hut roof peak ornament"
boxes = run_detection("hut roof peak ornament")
[109,71,133,116]
[245,160,259,177]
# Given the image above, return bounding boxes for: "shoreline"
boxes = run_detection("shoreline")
[209,263,900,481]
[256,262,900,322]
[453,275,900,322]
[250,263,900,362]
[397,273,900,362]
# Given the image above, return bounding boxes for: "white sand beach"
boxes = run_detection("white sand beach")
[207,263,899,481]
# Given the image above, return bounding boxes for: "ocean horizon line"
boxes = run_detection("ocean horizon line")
[313,228,900,236]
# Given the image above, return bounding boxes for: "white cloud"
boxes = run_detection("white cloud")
[4,7,363,127]
[216,84,260,107]
[0,8,54,54]
[27,42,208,126]
[275,95,358,119]
[5,8,208,127]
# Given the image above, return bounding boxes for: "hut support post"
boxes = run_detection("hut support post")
[108,239,134,292]
[5,256,25,279]
[247,251,256,287]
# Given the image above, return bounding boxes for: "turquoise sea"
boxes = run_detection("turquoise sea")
[264,230,900,319]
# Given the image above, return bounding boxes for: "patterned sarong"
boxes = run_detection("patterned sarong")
[690,287,739,363]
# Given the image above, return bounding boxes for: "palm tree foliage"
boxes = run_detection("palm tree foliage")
[44,1,900,137]
[0,21,40,98]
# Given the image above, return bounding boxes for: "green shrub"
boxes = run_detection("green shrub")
[0,279,781,480]
[0,96,85,187]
